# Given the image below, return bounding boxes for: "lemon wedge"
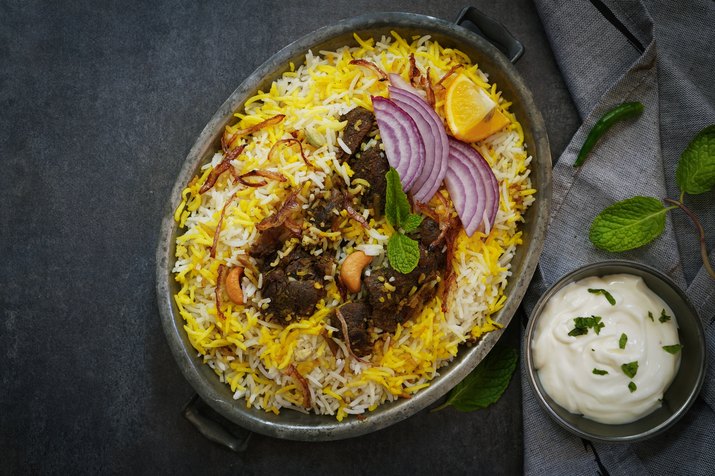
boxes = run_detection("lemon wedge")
[445,73,511,142]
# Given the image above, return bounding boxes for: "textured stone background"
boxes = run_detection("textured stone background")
[0,0,578,473]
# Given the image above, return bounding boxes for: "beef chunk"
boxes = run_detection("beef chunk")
[261,247,334,323]
[308,191,343,231]
[330,302,371,356]
[282,247,335,279]
[336,107,374,161]
[411,216,441,248]
[262,268,323,322]
[364,218,446,331]
[350,145,389,214]
[249,225,291,262]
[364,268,417,332]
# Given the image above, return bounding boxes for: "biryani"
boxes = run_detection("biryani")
[172,32,535,420]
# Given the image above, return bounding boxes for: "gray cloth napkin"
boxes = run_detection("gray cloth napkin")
[522,0,715,474]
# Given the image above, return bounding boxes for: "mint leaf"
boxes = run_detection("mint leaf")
[619,333,628,349]
[648,311,654,322]
[385,167,410,228]
[588,288,616,305]
[676,125,715,195]
[659,309,672,323]
[432,346,518,412]
[663,344,683,354]
[629,381,637,393]
[387,233,420,274]
[401,213,423,233]
[589,196,669,252]
[621,361,639,379]
[592,368,608,375]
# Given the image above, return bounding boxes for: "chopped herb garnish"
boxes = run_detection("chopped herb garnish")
[648,311,654,322]
[628,381,637,393]
[619,333,628,349]
[621,361,639,378]
[662,344,683,354]
[588,288,616,305]
[592,368,608,375]
[659,309,672,323]
[568,315,605,336]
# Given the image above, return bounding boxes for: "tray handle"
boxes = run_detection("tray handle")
[455,6,524,63]
[182,394,253,453]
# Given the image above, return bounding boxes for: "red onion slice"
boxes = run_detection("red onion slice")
[389,86,449,203]
[445,138,500,236]
[446,145,485,235]
[371,96,425,190]
[388,73,426,99]
[444,164,470,229]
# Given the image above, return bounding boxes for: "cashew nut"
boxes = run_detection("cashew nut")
[339,251,373,293]
[225,266,244,304]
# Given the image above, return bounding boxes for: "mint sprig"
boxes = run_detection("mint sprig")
[385,168,423,274]
[588,125,715,279]
[432,346,518,412]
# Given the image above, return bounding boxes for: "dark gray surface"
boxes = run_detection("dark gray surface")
[0,1,578,474]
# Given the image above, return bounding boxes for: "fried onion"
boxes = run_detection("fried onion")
[349,59,388,81]
[238,169,287,187]
[210,191,240,258]
[256,191,299,231]
[267,138,315,169]
[423,67,435,107]
[223,114,286,150]
[436,64,463,86]
[285,364,312,408]
[199,145,246,194]
[215,264,228,321]
[406,55,435,107]
[344,201,370,230]
[339,190,371,230]
[408,54,420,86]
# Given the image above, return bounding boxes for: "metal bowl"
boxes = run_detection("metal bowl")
[524,260,706,443]
[156,9,551,442]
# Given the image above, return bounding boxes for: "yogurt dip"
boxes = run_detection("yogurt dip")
[532,273,681,424]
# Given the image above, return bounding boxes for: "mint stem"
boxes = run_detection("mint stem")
[430,402,449,413]
[664,198,715,279]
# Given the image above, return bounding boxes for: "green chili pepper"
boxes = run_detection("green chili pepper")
[574,102,644,167]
